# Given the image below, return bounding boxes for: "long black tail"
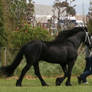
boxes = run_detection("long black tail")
[0,46,25,77]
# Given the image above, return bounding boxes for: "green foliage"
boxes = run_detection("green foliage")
[15,61,62,77]
[66,6,76,16]
[53,0,76,16]
[0,0,6,46]
[11,25,52,48]
[87,18,92,33]
[9,0,27,26]
[9,0,35,27]
[72,54,85,75]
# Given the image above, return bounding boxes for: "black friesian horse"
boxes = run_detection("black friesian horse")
[0,27,91,86]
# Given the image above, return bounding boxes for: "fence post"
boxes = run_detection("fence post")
[1,47,7,66]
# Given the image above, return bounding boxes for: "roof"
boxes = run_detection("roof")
[34,4,53,23]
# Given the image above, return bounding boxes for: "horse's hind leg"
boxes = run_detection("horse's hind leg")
[16,58,32,86]
[33,63,48,86]
[65,61,74,86]
[56,64,67,86]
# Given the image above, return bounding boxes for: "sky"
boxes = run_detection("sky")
[33,0,90,15]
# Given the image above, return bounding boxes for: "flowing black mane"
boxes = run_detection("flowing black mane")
[55,27,86,42]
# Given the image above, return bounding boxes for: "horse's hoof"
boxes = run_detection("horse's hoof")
[56,77,64,86]
[56,78,61,86]
[16,83,22,87]
[42,83,49,86]
[66,82,72,86]
[77,76,82,84]
[16,81,22,87]
[56,78,64,86]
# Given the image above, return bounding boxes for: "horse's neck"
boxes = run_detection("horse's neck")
[68,32,85,49]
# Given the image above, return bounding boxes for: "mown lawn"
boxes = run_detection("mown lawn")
[0,76,92,92]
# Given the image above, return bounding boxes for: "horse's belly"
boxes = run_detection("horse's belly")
[42,54,67,64]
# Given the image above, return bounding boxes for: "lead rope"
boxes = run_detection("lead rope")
[82,20,92,46]
[85,32,91,45]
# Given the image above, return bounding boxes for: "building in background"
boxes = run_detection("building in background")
[34,4,53,23]
[34,4,86,25]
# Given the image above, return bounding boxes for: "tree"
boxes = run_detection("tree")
[9,0,27,27]
[53,0,69,31]
[67,0,76,16]
[0,0,7,46]
[9,0,35,27]
[0,0,14,48]
[53,0,69,21]
[87,18,92,33]
[53,0,76,31]
[11,25,52,48]
[25,0,35,24]
[87,0,92,33]
[66,6,76,16]
[0,0,35,48]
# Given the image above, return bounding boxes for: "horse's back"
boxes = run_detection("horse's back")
[23,40,43,58]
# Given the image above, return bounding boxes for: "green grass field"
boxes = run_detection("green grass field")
[0,77,92,92]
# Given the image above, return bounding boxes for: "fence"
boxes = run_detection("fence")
[0,47,19,66]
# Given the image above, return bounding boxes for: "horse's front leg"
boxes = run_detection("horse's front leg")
[33,63,48,86]
[66,61,74,86]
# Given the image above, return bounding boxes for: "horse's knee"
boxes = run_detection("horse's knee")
[65,73,68,77]
[35,70,39,76]
[34,68,40,76]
